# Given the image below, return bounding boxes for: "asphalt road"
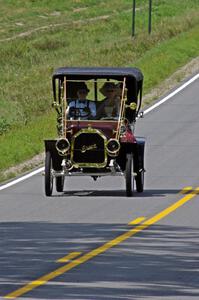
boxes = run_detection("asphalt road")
[0,75,199,300]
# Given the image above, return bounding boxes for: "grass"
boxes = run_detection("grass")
[0,112,56,170]
[0,0,199,181]
[135,26,199,93]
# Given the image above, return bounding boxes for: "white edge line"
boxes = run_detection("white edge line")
[144,73,199,115]
[0,167,44,191]
[0,73,199,191]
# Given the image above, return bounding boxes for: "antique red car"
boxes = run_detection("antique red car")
[44,67,145,196]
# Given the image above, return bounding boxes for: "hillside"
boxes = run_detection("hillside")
[0,0,199,181]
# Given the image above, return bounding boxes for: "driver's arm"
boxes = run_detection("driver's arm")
[89,101,96,117]
[67,100,76,117]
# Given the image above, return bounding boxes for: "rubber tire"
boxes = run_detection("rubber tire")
[135,170,144,193]
[45,151,53,196]
[56,176,64,192]
[125,153,134,197]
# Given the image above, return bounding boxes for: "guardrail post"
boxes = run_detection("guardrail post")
[132,0,136,37]
[148,0,152,34]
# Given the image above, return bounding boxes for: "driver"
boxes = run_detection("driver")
[68,82,96,119]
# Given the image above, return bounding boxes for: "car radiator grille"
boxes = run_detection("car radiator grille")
[71,131,106,167]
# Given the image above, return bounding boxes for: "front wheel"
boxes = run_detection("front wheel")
[125,153,134,197]
[135,170,144,193]
[45,151,53,196]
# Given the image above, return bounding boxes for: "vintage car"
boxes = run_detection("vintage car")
[44,67,145,196]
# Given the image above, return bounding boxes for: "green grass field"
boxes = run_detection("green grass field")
[0,0,199,181]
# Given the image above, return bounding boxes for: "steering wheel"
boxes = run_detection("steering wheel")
[69,107,91,119]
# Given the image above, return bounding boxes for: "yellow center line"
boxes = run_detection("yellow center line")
[4,187,199,299]
[180,186,193,194]
[56,252,82,263]
[128,216,146,226]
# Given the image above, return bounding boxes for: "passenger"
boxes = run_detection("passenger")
[115,82,123,100]
[98,82,119,118]
[68,82,96,119]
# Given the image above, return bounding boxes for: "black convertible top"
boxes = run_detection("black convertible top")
[52,67,144,121]
[52,67,143,82]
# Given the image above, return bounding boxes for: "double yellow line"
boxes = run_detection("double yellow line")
[4,187,199,299]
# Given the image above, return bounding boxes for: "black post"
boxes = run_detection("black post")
[132,0,136,37]
[148,0,152,34]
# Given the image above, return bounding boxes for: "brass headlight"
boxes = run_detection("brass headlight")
[106,139,120,156]
[56,138,70,156]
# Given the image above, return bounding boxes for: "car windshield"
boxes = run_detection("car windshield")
[62,79,126,121]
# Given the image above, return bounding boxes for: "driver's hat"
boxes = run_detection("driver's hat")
[77,82,90,92]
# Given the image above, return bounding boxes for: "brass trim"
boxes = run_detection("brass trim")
[125,102,137,110]
[81,144,97,153]
[63,76,67,138]
[71,128,107,168]
[116,77,127,140]
[66,119,119,123]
